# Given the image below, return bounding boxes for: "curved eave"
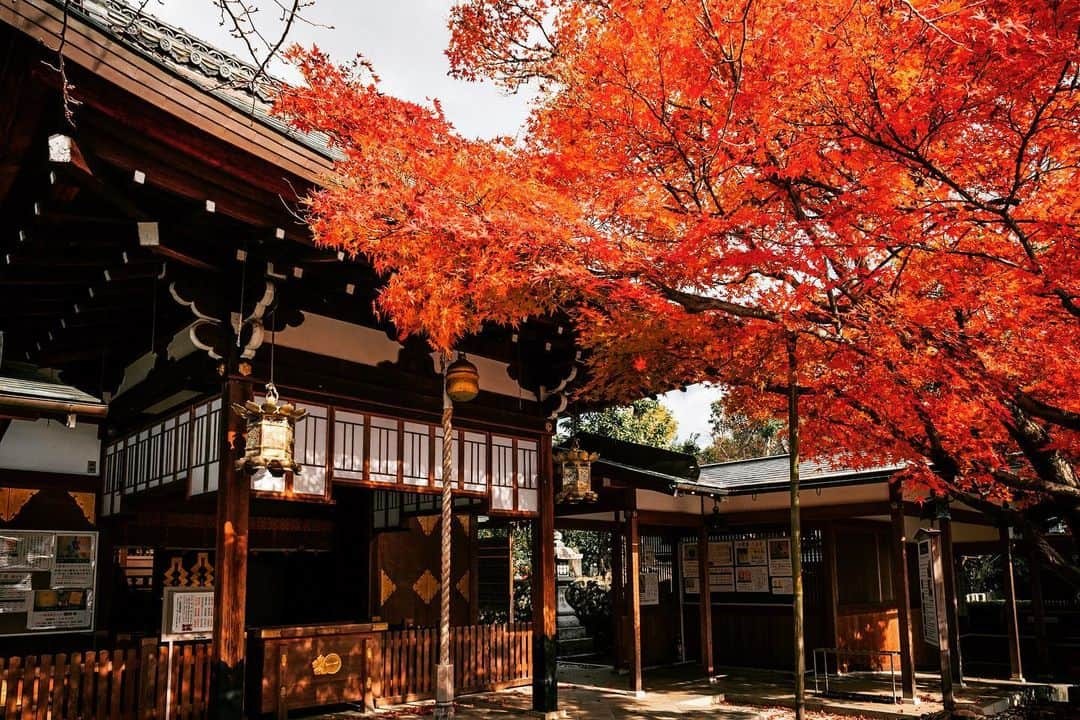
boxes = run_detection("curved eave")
[669,469,899,498]
[2,0,334,184]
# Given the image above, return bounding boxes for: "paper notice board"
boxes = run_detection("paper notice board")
[0,530,97,636]
[161,587,215,641]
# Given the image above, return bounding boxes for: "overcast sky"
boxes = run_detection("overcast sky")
[146,0,721,441]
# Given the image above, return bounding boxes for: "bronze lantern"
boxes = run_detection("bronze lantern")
[445,354,480,403]
[555,439,598,503]
[232,382,307,477]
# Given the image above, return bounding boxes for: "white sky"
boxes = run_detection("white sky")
[144,0,721,441]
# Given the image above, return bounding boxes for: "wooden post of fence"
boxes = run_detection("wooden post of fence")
[276,653,287,720]
[138,640,156,720]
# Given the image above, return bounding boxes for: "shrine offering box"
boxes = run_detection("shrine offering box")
[248,621,388,715]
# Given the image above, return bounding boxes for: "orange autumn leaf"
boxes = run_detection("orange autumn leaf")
[277,0,1080,584]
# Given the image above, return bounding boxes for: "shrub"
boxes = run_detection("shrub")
[564,577,612,644]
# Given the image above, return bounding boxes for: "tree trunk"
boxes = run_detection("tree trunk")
[787,334,805,720]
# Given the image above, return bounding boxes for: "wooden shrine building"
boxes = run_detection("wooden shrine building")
[555,433,1048,699]
[0,1,569,717]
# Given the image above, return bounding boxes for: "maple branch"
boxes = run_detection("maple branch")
[1014,393,1080,433]
[655,284,777,321]
[897,1,968,49]
[42,0,82,127]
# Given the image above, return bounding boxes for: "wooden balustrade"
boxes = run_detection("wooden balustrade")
[1,623,531,718]
[380,622,533,706]
[0,641,210,720]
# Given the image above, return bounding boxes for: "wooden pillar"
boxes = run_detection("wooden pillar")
[889,483,917,702]
[939,515,963,685]
[1028,537,1050,678]
[787,335,805,720]
[610,519,624,672]
[210,378,252,720]
[697,522,713,675]
[626,511,643,695]
[469,513,480,625]
[999,526,1024,682]
[923,531,955,710]
[531,432,558,715]
[823,522,840,650]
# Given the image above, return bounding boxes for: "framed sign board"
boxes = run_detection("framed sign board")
[0,530,98,637]
[161,587,214,641]
[917,539,940,647]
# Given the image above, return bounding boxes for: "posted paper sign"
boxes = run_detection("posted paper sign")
[0,533,55,571]
[684,576,701,595]
[162,588,215,640]
[736,566,769,593]
[0,531,97,637]
[640,573,660,606]
[767,538,792,577]
[27,589,92,630]
[734,540,767,566]
[708,541,734,567]
[709,566,735,592]
[52,535,95,587]
[918,540,940,647]
[682,543,699,578]
[771,576,794,595]
[0,573,32,614]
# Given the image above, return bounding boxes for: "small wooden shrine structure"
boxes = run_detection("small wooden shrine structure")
[555,433,1033,700]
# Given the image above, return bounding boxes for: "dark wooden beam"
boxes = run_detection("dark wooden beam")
[823,521,840,650]
[1027,536,1050,678]
[889,483,916,701]
[610,518,624,672]
[939,516,964,685]
[626,510,643,695]
[697,518,713,675]
[211,377,252,720]
[531,432,558,715]
[0,36,48,204]
[999,526,1024,682]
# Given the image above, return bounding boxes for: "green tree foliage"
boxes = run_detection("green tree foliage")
[704,398,786,461]
[574,399,677,449]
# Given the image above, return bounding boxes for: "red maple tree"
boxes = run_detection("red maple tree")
[276,0,1079,584]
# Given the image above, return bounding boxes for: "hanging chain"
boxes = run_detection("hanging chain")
[236,244,249,348]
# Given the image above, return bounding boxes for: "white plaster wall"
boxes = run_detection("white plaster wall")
[635,481,889,515]
[277,312,538,401]
[904,516,998,543]
[635,488,707,513]
[0,419,101,476]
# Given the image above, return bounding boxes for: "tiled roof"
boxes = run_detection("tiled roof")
[0,376,104,406]
[572,432,700,480]
[67,0,338,159]
[677,454,902,495]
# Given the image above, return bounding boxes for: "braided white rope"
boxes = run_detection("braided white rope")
[440,396,453,668]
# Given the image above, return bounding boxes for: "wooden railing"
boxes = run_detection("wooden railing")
[379,622,532,705]
[2,623,531,718]
[0,641,210,720]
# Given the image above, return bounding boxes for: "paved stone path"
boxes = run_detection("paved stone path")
[322,663,1041,719]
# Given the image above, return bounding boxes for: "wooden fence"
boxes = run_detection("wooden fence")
[380,622,533,704]
[2,623,532,718]
[0,641,210,720]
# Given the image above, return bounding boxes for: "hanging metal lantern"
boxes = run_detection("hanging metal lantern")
[555,438,598,503]
[445,354,480,403]
[919,493,951,522]
[232,382,307,477]
[706,498,727,534]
